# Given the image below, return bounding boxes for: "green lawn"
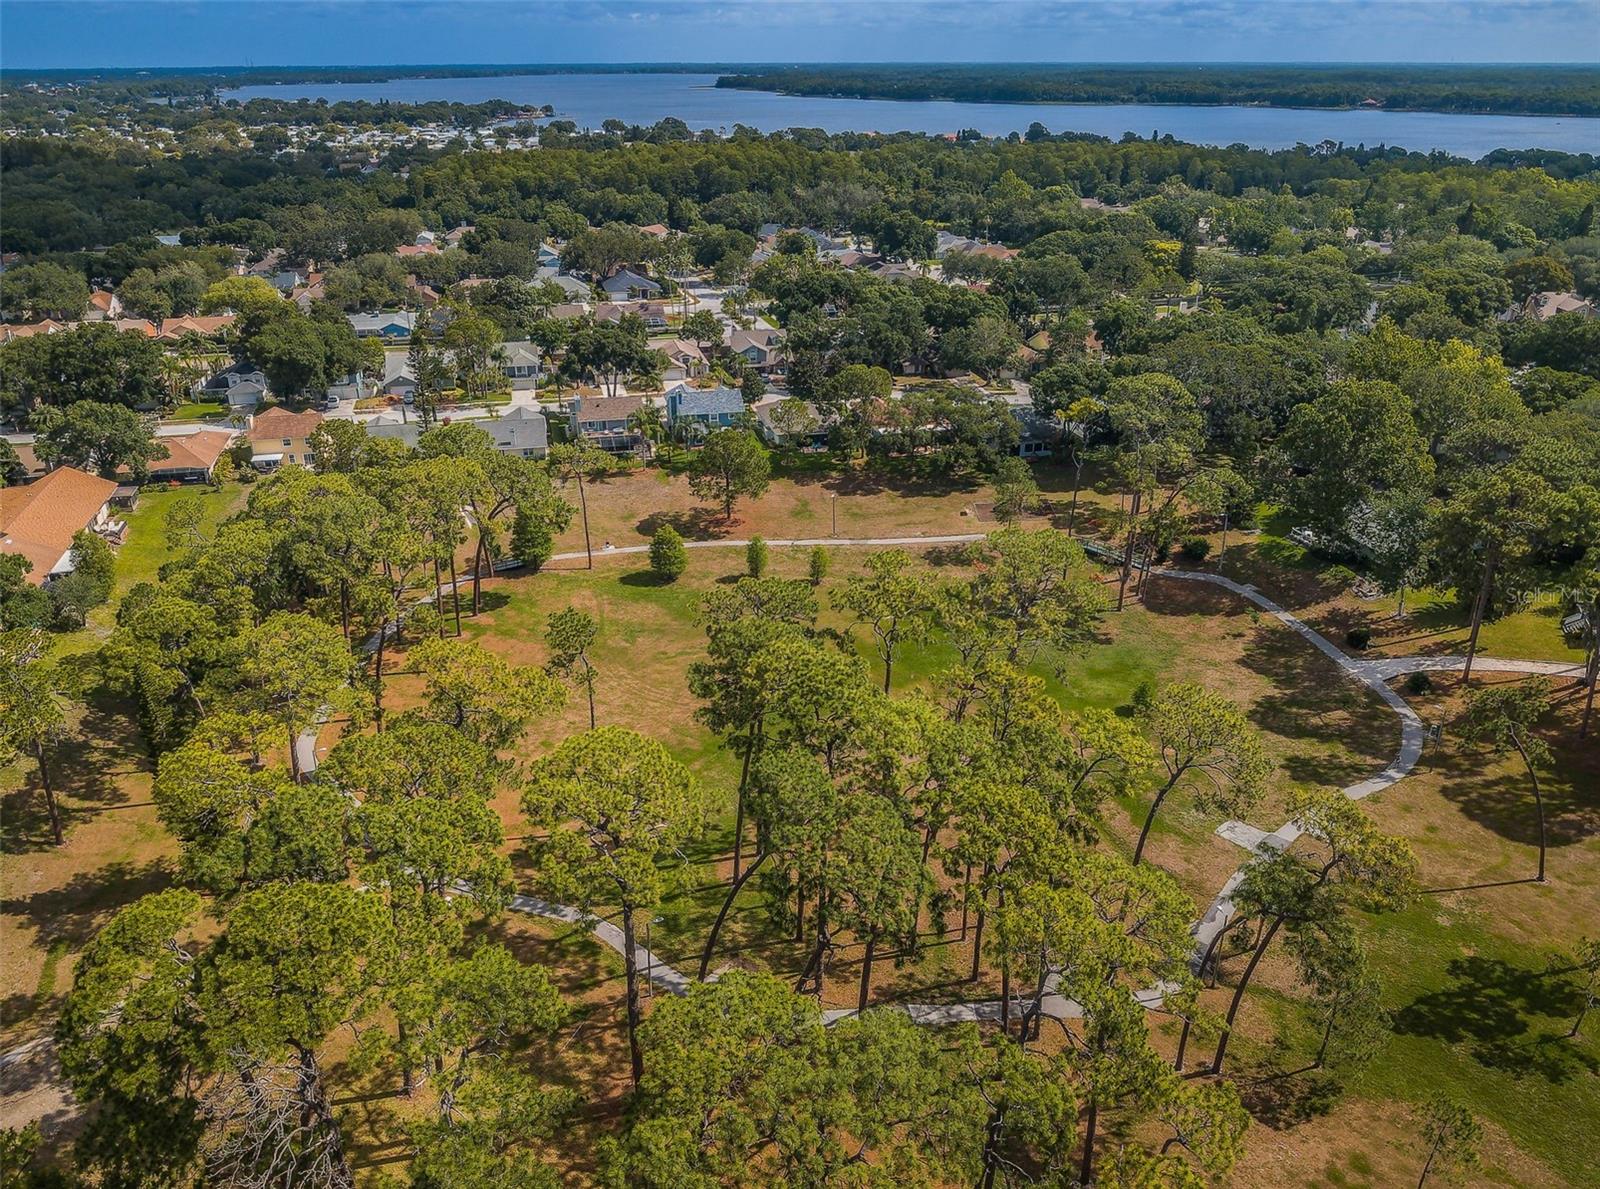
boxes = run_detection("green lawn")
[165,401,227,421]
[1360,899,1600,1185]
[46,481,247,659]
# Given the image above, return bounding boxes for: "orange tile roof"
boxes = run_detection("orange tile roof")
[88,290,118,312]
[158,314,236,339]
[0,320,65,342]
[147,430,236,475]
[0,466,118,585]
[395,243,440,257]
[249,406,325,444]
[112,318,158,337]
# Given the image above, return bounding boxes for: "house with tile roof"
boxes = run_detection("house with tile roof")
[85,290,123,321]
[142,428,238,484]
[0,466,120,585]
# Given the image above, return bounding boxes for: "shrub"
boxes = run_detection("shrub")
[650,525,688,581]
[511,510,554,572]
[746,536,769,578]
[1130,679,1158,715]
[1346,626,1372,649]
[808,545,829,587]
[1406,671,1435,695]
[1180,536,1212,562]
[407,604,443,641]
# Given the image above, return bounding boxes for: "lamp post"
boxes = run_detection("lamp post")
[831,494,837,537]
[1218,510,1230,573]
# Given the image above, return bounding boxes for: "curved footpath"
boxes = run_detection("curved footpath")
[285,546,1597,1026]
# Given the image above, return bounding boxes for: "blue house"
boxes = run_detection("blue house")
[346,311,417,340]
[665,384,745,432]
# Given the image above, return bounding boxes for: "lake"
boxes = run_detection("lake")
[226,72,1600,157]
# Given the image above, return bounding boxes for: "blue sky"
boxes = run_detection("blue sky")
[1,1,1594,69]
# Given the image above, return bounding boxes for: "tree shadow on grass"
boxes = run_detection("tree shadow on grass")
[1236,1066,1346,1130]
[1392,955,1599,1084]
[3,691,153,854]
[468,588,513,614]
[798,461,983,501]
[636,507,728,542]
[0,858,172,956]
[1428,738,1600,855]
[1236,621,1398,786]
[618,569,677,589]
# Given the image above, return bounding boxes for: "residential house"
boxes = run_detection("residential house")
[869,261,923,284]
[0,466,120,584]
[536,243,562,269]
[638,223,670,239]
[144,428,237,484]
[157,315,236,341]
[1521,291,1597,321]
[594,301,670,328]
[502,341,541,382]
[291,273,327,311]
[648,338,709,383]
[800,228,848,255]
[197,364,269,410]
[998,393,1056,459]
[486,405,550,457]
[325,373,376,405]
[0,439,49,484]
[405,276,441,307]
[243,249,287,280]
[570,395,645,453]
[270,269,308,294]
[84,290,123,321]
[247,406,325,470]
[600,268,662,302]
[727,327,784,373]
[550,301,590,320]
[544,273,592,300]
[414,230,438,247]
[665,384,744,432]
[752,396,828,451]
[112,318,159,337]
[347,311,417,340]
[365,406,549,458]
[381,351,417,400]
[0,320,66,344]
[443,225,474,249]
[396,242,441,260]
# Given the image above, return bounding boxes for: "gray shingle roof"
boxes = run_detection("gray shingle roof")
[668,385,744,418]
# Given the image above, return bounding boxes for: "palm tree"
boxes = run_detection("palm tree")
[628,403,666,460]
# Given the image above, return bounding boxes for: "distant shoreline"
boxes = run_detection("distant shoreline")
[7,62,1599,119]
[713,84,1597,121]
